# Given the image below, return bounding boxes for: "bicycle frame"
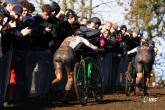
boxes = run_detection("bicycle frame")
[74,52,103,106]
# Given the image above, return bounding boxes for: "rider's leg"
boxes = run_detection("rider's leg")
[135,62,143,95]
[136,72,143,94]
[143,72,150,96]
[62,72,73,103]
[143,65,151,96]
[52,62,63,84]
[136,72,143,85]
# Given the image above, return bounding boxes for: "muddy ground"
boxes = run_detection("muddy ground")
[1,87,165,110]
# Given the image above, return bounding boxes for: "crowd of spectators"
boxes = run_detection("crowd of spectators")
[0,0,157,103]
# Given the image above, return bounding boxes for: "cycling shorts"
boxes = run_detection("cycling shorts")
[53,46,74,73]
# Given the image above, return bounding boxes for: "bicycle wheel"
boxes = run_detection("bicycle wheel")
[73,63,87,106]
[125,62,135,96]
[90,63,103,103]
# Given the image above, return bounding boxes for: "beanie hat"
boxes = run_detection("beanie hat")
[6,0,19,4]
[12,4,23,16]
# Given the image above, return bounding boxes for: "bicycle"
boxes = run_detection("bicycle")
[125,57,136,96]
[73,50,103,106]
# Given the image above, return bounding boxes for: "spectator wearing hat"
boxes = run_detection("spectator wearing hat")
[60,10,78,40]
[1,4,34,100]
[0,0,19,102]
[0,0,19,24]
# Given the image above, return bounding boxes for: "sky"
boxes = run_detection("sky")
[29,0,165,81]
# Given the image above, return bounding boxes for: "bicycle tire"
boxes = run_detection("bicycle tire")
[90,63,104,103]
[73,63,87,106]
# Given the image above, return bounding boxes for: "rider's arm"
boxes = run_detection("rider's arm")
[127,47,138,55]
[79,37,98,50]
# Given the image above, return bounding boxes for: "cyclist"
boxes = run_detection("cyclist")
[52,29,101,103]
[127,40,156,96]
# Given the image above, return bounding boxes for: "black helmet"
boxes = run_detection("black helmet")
[74,29,86,38]
[149,40,155,47]
[50,1,60,15]
[90,17,101,27]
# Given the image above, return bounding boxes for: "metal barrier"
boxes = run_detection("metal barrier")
[0,49,129,102]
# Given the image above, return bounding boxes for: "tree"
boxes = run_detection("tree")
[88,0,93,19]
[125,0,165,40]
[70,0,75,11]
[81,0,85,17]
[62,0,67,12]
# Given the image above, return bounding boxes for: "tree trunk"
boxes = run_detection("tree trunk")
[70,0,75,11]
[62,0,67,12]
[88,0,92,19]
[81,0,85,17]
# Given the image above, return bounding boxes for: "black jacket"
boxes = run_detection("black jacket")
[34,14,60,52]
[80,25,100,46]
[1,15,36,53]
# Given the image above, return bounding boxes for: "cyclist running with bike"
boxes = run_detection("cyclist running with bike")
[127,40,156,96]
[52,29,101,103]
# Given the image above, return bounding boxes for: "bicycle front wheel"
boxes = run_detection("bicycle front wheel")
[74,63,87,106]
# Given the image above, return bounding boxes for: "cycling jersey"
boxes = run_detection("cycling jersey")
[53,36,98,73]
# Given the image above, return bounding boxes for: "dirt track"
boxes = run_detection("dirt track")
[1,88,165,110]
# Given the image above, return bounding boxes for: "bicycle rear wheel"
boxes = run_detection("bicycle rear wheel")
[74,63,87,106]
[90,63,103,103]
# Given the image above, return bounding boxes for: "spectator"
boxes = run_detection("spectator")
[79,17,88,26]
[26,4,61,96]
[61,10,78,41]
[50,1,60,21]
[0,0,19,102]
[1,4,33,100]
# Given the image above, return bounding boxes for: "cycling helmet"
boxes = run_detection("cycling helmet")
[89,17,101,27]
[50,1,60,15]
[149,40,155,47]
